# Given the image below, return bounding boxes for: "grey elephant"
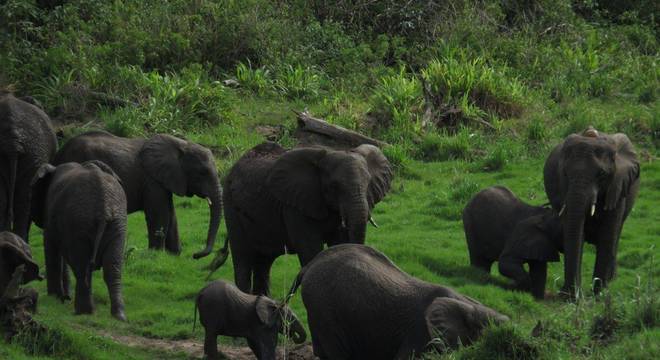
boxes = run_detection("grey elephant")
[544,127,639,298]
[194,280,306,360]
[0,92,57,241]
[0,231,41,296]
[287,244,509,359]
[31,161,127,320]
[211,141,392,296]
[462,186,563,299]
[53,130,222,259]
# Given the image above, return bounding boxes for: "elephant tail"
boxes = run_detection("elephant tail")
[285,267,306,304]
[90,218,106,270]
[192,293,200,333]
[204,233,229,280]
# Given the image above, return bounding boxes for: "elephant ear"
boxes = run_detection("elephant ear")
[425,297,476,349]
[0,232,41,284]
[504,215,560,262]
[30,163,56,229]
[605,134,639,210]
[255,296,279,327]
[139,135,187,196]
[266,147,328,219]
[544,142,566,211]
[352,144,393,209]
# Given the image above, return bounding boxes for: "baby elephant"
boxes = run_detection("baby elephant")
[288,244,508,359]
[463,186,562,298]
[31,161,127,320]
[195,280,306,360]
[0,232,41,295]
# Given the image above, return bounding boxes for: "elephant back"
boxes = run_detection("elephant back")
[0,94,57,161]
[225,142,286,203]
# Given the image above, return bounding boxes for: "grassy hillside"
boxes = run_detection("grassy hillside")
[1,0,658,359]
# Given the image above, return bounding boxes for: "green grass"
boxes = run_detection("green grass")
[10,142,657,359]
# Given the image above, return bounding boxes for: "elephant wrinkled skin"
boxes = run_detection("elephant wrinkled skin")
[53,131,222,259]
[218,142,392,295]
[544,128,639,298]
[32,161,127,320]
[463,186,563,299]
[0,93,57,242]
[195,280,306,360]
[288,244,508,359]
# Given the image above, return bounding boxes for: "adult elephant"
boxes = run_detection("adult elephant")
[214,141,392,295]
[287,244,509,359]
[0,93,57,241]
[544,127,639,298]
[53,131,222,259]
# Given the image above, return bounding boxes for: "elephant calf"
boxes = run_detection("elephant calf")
[31,161,127,320]
[463,186,562,298]
[288,244,508,359]
[195,280,306,360]
[0,231,42,310]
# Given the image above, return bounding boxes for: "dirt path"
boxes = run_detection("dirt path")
[99,330,316,360]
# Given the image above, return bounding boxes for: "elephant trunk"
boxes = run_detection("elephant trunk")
[345,192,369,244]
[561,182,593,299]
[193,184,223,259]
[287,317,307,344]
[6,152,17,230]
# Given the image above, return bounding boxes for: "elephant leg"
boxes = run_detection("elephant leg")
[164,206,181,255]
[44,232,65,299]
[72,265,94,314]
[252,255,275,296]
[11,182,31,241]
[62,262,71,299]
[528,261,548,299]
[498,258,530,290]
[102,222,126,321]
[283,213,324,266]
[204,329,220,360]
[246,337,262,359]
[470,255,493,274]
[232,253,253,294]
[143,185,173,252]
[592,207,625,294]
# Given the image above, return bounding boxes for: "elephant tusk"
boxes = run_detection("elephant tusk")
[341,218,346,228]
[369,216,378,228]
[207,197,212,206]
[558,204,565,217]
[590,204,596,217]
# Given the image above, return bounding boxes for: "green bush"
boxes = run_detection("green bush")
[235,61,272,95]
[421,48,526,123]
[274,64,322,100]
[371,67,422,138]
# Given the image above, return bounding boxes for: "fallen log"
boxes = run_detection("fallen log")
[294,110,388,149]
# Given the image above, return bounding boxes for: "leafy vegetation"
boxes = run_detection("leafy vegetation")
[1,0,658,358]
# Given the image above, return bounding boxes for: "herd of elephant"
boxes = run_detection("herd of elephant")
[0,91,640,359]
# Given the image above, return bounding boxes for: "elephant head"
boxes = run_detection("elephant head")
[507,211,563,262]
[0,231,41,295]
[425,297,509,350]
[544,129,639,297]
[255,296,306,356]
[267,144,392,244]
[138,135,222,259]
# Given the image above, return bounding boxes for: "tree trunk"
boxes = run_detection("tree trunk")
[294,110,388,149]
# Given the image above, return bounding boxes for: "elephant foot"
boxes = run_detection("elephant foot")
[112,309,127,322]
[74,301,95,315]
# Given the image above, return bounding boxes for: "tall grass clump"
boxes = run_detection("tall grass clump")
[421,49,526,129]
[274,64,322,100]
[235,61,271,95]
[371,67,422,142]
[455,324,540,360]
